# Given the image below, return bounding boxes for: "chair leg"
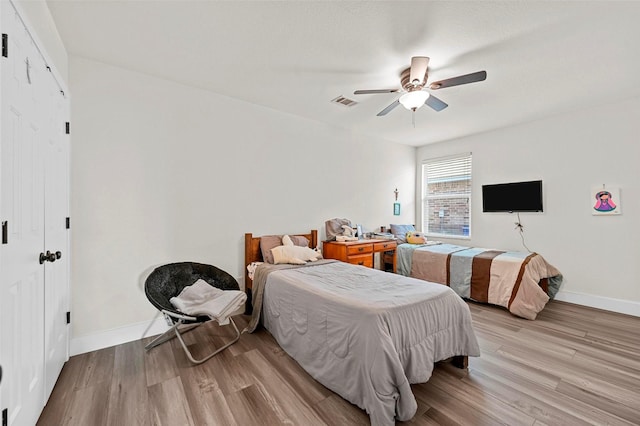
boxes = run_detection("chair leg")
[174,317,241,365]
[145,322,202,351]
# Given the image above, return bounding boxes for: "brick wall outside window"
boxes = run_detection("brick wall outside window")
[422,155,471,237]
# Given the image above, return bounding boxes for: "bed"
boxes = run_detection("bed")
[244,231,481,426]
[396,243,563,320]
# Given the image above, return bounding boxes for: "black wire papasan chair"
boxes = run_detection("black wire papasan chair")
[144,262,241,364]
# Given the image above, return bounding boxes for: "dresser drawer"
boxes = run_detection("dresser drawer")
[374,241,397,252]
[347,254,373,267]
[347,244,373,255]
[322,239,397,273]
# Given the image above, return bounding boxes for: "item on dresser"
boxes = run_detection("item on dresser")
[323,238,397,272]
[325,218,354,241]
[337,224,358,241]
[396,243,563,320]
[244,231,480,426]
[373,232,395,240]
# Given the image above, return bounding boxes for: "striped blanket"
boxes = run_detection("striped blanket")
[397,244,562,320]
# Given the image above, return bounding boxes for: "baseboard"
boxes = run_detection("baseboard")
[70,316,169,356]
[554,290,640,317]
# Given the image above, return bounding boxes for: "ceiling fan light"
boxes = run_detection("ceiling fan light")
[399,91,430,110]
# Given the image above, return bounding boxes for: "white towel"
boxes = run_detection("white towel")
[170,279,247,325]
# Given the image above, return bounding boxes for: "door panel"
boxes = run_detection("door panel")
[0,2,68,424]
[43,88,70,400]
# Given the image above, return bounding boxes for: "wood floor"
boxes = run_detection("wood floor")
[38,300,640,425]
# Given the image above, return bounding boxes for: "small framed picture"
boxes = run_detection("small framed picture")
[393,203,401,216]
[592,186,621,216]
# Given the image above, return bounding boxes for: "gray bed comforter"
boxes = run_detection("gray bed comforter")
[248,261,480,425]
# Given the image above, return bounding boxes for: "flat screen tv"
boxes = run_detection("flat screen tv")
[482,180,543,212]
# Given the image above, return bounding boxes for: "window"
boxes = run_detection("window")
[422,153,472,238]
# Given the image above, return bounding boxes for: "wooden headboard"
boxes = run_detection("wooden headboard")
[244,230,318,291]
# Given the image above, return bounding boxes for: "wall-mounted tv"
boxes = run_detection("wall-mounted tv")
[482,180,543,212]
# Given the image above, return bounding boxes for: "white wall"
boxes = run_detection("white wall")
[416,97,640,314]
[69,56,416,339]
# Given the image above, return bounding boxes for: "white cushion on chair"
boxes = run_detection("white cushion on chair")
[170,279,247,325]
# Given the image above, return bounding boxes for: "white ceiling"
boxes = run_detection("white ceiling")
[47,1,640,147]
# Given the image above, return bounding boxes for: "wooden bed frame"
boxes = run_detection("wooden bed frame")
[243,230,317,314]
[242,229,467,370]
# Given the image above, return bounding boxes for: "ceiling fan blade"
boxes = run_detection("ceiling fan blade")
[409,56,429,86]
[377,100,401,116]
[354,89,399,95]
[424,94,448,112]
[429,70,487,90]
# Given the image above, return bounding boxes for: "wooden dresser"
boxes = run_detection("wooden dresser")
[322,239,397,272]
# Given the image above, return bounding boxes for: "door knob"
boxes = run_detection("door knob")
[55,251,62,260]
[39,251,57,264]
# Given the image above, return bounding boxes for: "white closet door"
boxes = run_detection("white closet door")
[0,5,46,426]
[43,84,70,401]
[1,2,70,424]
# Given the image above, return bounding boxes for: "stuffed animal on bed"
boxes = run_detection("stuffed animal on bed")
[271,235,323,265]
[406,231,427,244]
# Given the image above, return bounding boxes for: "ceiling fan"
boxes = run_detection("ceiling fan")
[354,56,487,117]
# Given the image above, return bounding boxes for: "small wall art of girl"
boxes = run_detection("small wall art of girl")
[594,190,617,212]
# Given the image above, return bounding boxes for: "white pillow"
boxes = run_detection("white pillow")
[282,234,294,246]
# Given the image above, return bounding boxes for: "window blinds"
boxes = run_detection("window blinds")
[423,154,472,185]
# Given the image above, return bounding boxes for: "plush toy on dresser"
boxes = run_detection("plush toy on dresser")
[336,225,359,242]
